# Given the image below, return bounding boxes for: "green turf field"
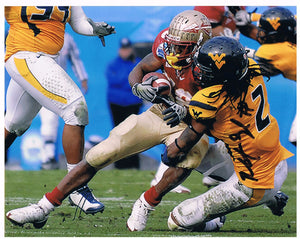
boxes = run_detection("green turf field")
[5,169,296,237]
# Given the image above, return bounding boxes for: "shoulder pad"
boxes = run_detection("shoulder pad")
[189,85,222,120]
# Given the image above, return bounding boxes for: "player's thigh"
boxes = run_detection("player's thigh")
[5,51,88,126]
[5,79,41,135]
[86,110,164,169]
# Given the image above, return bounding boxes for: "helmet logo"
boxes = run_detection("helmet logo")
[208,53,226,69]
[266,17,281,30]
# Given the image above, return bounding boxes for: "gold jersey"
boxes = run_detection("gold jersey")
[5,6,71,61]
[255,42,296,81]
[189,61,293,189]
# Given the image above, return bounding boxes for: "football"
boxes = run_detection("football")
[142,72,171,96]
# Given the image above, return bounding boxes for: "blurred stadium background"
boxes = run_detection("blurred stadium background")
[4,6,296,171]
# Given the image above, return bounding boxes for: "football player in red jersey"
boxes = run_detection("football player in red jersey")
[234,7,296,146]
[166,36,292,232]
[194,6,246,40]
[7,10,226,232]
[5,6,115,222]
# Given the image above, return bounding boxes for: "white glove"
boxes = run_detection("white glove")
[245,47,256,58]
[87,18,116,46]
[132,75,165,103]
[220,27,240,40]
[234,10,251,26]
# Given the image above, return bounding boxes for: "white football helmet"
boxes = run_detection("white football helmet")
[164,10,212,70]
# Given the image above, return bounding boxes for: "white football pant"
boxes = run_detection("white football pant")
[170,159,287,229]
[5,51,88,136]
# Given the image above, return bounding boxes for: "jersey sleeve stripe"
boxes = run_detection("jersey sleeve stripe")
[190,100,217,111]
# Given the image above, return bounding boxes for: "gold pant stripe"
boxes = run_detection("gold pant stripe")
[14,58,67,104]
[245,189,265,207]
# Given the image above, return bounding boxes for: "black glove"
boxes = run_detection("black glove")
[87,18,116,46]
[162,100,187,128]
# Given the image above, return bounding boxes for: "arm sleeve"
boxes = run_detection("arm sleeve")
[68,35,89,81]
[69,6,95,36]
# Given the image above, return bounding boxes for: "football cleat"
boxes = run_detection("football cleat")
[68,186,105,214]
[202,216,226,232]
[6,204,49,228]
[127,193,154,231]
[268,191,289,216]
[150,178,191,194]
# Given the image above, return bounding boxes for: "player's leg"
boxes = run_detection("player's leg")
[5,51,103,215]
[39,108,59,169]
[150,161,191,193]
[127,122,209,231]
[196,140,234,187]
[168,159,288,231]
[5,79,42,150]
[6,106,166,228]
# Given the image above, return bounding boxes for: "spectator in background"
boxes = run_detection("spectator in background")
[105,38,143,169]
[40,32,89,170]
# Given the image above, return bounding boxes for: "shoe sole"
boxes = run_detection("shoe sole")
[6,213,48,228]
[6,213,24,227]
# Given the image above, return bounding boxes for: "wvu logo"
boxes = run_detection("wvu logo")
[192,109,202,119]
[266,17,281,30]
[208,53,226,69]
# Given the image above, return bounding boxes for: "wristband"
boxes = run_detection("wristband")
[188,124,203,137]
[174,138,184,152]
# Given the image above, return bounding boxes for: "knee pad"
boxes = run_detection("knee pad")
[62,96,88,126]
[4,119,31,136]
[170,197,204,229]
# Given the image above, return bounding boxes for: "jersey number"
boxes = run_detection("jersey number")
[21,6,70,36]
[251,84,270,132]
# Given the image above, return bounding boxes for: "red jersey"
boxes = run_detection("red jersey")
[194,6,244,34]
[152,28,201,99]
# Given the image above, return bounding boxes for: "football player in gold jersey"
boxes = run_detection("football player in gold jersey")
[165,37,293,231]
[234,7,297,145]
[5,6,115,216]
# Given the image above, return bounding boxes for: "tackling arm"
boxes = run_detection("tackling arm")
[164,119,206,166]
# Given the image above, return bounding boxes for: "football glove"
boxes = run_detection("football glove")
[132,75,169,103]
[161,147,186,167]
[87,18,116,46]
[162,100,187,128]
[234,10,251,26]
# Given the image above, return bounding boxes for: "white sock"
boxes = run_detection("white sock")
[67,163,79,173]
[38,195,55,215]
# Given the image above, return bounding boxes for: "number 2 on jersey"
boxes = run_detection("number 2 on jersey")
[251,84,270,132]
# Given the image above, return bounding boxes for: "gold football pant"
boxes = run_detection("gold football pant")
[86,104,209,170]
